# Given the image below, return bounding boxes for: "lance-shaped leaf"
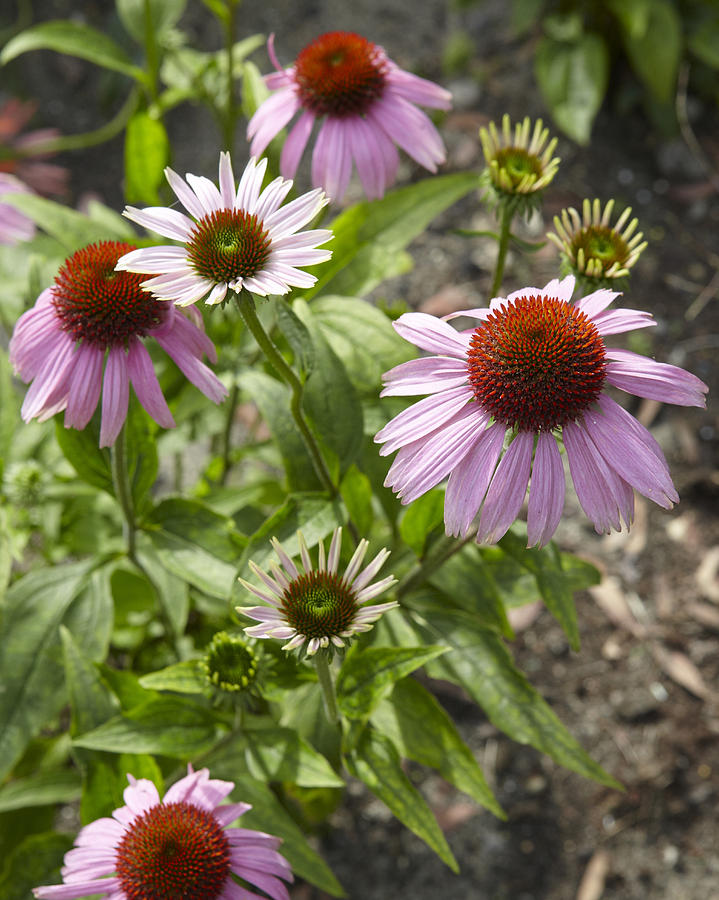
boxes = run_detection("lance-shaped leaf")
[370,677,504,817]
[336,645,448,721]
[410,606,621,788]
[0,20,145,79]
[242,726,344,788]
[304,172,481,300]
[0,560,95,781]
[73,696,222,757]
[346,726,458,871]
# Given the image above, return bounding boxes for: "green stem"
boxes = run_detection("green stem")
[490,202,514,299]
[218,382,239,485]
[314,652,339,723]
[396,531,475,598]
[235,290,337,496]
[110,425,136,558]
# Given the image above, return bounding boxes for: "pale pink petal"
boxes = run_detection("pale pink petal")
[368,94,446,172]
[386,65,452,109]
[64,343,104,429]
[280,110,315,179]
[477,430,533,544]
[247,88,300,158]
[121,205,194,241]
[375,384,473,454]
[605,348,708,407]
[392,312,470,357]
[526,432,565,547]
[381,356,468,396]
[444,420,505,537]
[126,337,175,429]
[99,346,129,448]
[311,117,352,201]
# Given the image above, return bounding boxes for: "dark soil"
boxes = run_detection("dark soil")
[3,0,718,897]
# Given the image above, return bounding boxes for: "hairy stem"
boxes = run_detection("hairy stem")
[489,202,514,299]
[314,652,340,723]
[235,290,337,496]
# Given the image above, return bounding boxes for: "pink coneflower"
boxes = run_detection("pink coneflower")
[10,240,227,447]
[237,527,398,656]
[375,275,708,547]
[33,766,293,900]
[0,172,35,244]
[247,32,452,201]
[116,153,332,307]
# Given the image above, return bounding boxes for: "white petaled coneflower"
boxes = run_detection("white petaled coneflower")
[237,527,398,657]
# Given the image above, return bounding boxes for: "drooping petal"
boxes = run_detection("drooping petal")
[444,421,506,537]
[126,337,175,429]
[99,346,129,448]
[526,431,565,547]
[605,348,708,407]
[476,430,533,544]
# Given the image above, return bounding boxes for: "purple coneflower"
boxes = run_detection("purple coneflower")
[10,240,227,447]
[116,153,332,307]
[375,275,708,547]
[237,527,398,656]
[247,32,452,201]
[0,172,35,244]
[0,98,69,197]
[33,766,293,900]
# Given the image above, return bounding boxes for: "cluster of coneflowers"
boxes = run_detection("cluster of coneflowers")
[2,29,706,900]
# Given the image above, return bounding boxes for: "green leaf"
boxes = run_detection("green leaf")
[60,624,118,736]
[605,0,652,39]
[73,696,221,756]
[144,498,245,599]
[116,0,187,43]
[337,646,448,721]
[0,20,144,79]
[241,58,270,119]
[310,295,417,395]
[0,831,73,900]
[238,370,320,490]
[124,111,170,205]
[347,726,458,871]
[243,726,345,787]
[234,494,342,587]
[134,541,190,637]
[410,607,621,787]
[0,770,81,813]
[55,419,113,494]
[399,489,445,556]
[305,172,481,300]
[618,0,681,103]
[0,192,131,251]
[535,32,609,144]
[139,660,207,693]
[499,530,580,649]
[294,299,364,475]
[339,464,374,536]
[98,663,158,710]
[0,561,95,781]
[423,543,514,638]
[371,678,504,817]
[276,298,315,379]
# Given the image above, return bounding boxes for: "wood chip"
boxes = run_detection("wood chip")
[589,577,646,638]
[576,848,611,900]
[507,600,544,633]
[651,645,710,700]
[688,601,719,630]
[696,546,719,603]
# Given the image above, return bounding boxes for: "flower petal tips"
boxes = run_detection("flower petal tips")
[117,153,332,307]
[375,275,708,546]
